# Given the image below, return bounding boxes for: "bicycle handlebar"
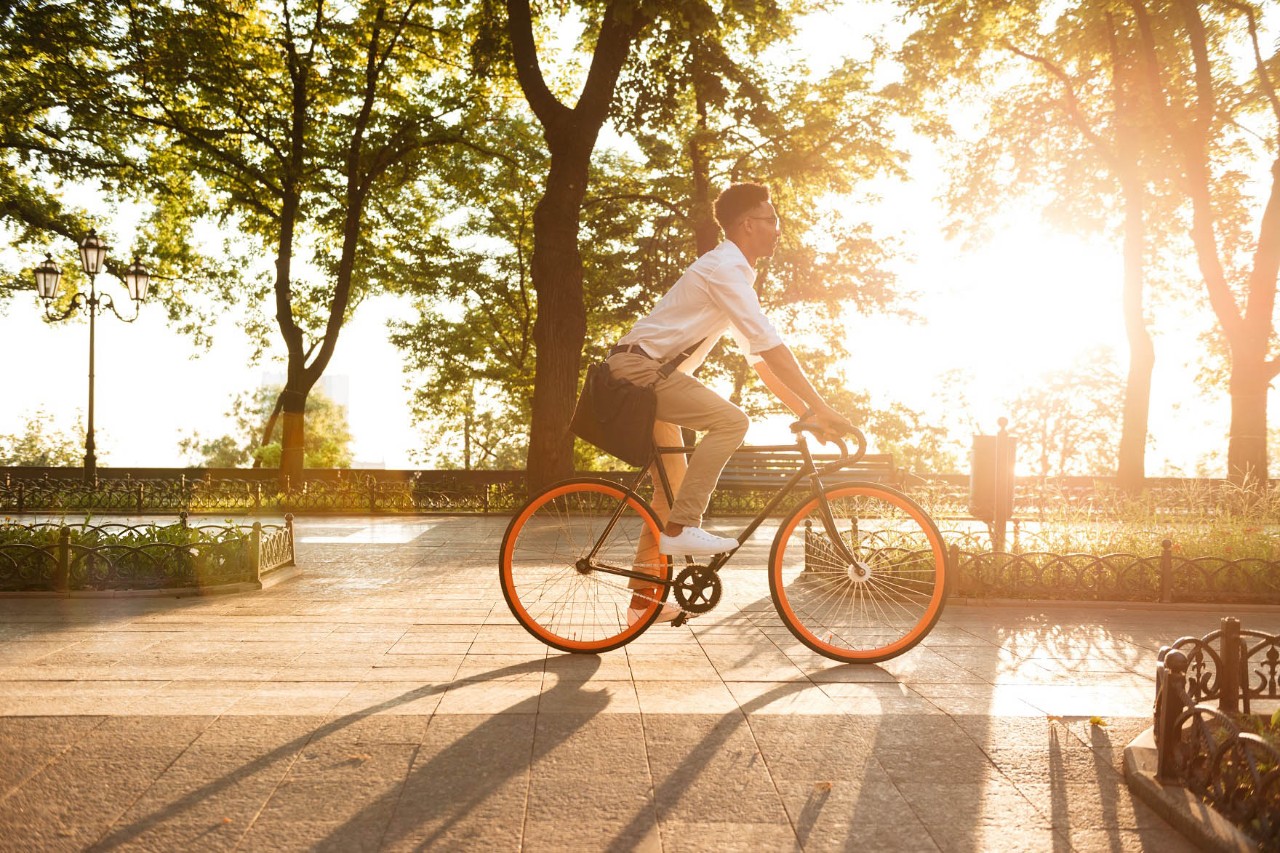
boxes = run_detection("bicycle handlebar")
[788,421,868,463]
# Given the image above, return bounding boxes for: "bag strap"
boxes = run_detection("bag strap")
[656,338,706,380]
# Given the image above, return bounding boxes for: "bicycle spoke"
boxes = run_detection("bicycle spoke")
[770,484,947,662]
[501,480,670,653]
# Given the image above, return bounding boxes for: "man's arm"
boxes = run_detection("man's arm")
[752,360,808,416]
[757,344,853,437]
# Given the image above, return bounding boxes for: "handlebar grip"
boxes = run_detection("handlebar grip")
[789,421,868,462]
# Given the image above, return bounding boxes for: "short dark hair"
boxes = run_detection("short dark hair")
[714,183,770,231]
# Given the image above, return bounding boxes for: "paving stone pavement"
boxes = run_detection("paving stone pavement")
[0,514,1268,851]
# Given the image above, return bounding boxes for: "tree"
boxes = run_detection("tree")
[180,387,353,469]
[395,5,915,470]
[1128,0,1280,482]
[0,2,128,296]
[896,0,1191,491]
[1007,348,1124,477]
[385,108,543,469]
[494,0,658,488]
[0,409,86,467]
[899,0,1280,484]
[84,0,480,485]
[454,0,914,483]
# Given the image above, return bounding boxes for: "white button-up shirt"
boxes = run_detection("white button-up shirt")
[618,240,784,374]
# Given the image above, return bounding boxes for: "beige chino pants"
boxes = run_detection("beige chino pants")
[604,351,749,533]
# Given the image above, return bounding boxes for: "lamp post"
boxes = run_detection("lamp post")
[33,230,149,484]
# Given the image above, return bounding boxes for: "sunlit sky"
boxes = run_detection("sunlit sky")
[0,2,1249,475]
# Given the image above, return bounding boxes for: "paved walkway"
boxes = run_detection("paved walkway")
[0,516,1262,851]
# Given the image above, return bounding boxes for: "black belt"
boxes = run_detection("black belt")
[609,344,652,359]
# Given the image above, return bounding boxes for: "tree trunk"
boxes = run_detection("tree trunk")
[1227,354,1268,483]
[1116,177,1154,493]
[273,185,307,487]
[505,0,646,490]
[689,52,719,257]
[1132,0,1280,486]
[526,152,591,488]
[1229,157,1280,483]
[279,383,309,484]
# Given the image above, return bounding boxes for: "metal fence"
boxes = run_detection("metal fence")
[5,467,1280,603]
[0,470,528,515]
[1153,618,1280,849]
[3,467,1277,517]
[0,515,295,592]
[950,542,1280,604]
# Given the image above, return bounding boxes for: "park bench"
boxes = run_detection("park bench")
[718,449,899,491]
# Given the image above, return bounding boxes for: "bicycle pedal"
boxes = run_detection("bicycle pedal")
[670,612,688,628]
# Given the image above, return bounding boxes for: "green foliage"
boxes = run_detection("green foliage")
[0,409,86,467]
[0,1,135,289]
[180,387,353,469]
[0,523,237,549]
[106,0,482,343]
[1007,347,1125,477]
[395,0,917,468]
[387,111,543,468]
[11,0,492,479]
[920,475,1280,560]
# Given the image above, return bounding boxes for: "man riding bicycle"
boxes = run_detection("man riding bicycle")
[606,182,852,623]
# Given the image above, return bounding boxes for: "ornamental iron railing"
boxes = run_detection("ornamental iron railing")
[949,542,1280,604]
[1153,618,1280,849]
[0,515,295,592]
[5,467,1278,517]
[0,470,531,515]
[908,473,1280,517]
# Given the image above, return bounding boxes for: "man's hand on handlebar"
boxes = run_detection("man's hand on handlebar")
[806,401,854,445]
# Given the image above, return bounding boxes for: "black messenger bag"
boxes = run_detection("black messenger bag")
[569,342,702,467]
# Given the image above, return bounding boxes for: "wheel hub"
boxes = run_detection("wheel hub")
[846,560,873,584]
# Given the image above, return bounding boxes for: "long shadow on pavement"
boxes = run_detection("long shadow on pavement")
[88,656,597,851]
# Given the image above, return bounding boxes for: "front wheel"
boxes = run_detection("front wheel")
[768,482,948,663]
[499,478,672,654]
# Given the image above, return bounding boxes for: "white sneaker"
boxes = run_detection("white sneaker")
[627,602,682,627]
[659,527,739,556]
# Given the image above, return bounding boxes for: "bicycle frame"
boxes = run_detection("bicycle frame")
[584,428,869,587]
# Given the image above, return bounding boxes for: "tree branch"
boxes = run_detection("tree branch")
[504,0,570,129]
[574,0,647,126]
[1129,0,1241,337]
[1000,40,1116,169]
[1223,0,1280,132]
[583,192,688,221]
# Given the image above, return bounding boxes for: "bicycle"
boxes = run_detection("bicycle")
[498,422,948,663]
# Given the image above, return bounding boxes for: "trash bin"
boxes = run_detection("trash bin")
[968,431,1015,522]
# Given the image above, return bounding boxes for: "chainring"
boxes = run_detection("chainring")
[672,564,722,614]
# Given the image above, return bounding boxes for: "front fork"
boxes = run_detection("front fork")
[812,488,859,565]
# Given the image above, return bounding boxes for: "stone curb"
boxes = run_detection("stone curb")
[1123,727,1258,852]
[0,565,301,599]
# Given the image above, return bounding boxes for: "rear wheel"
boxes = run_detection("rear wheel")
[768,483,947,663]
[500,478,672,653]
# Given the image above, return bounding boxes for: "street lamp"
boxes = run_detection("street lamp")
[32,230,149,484]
